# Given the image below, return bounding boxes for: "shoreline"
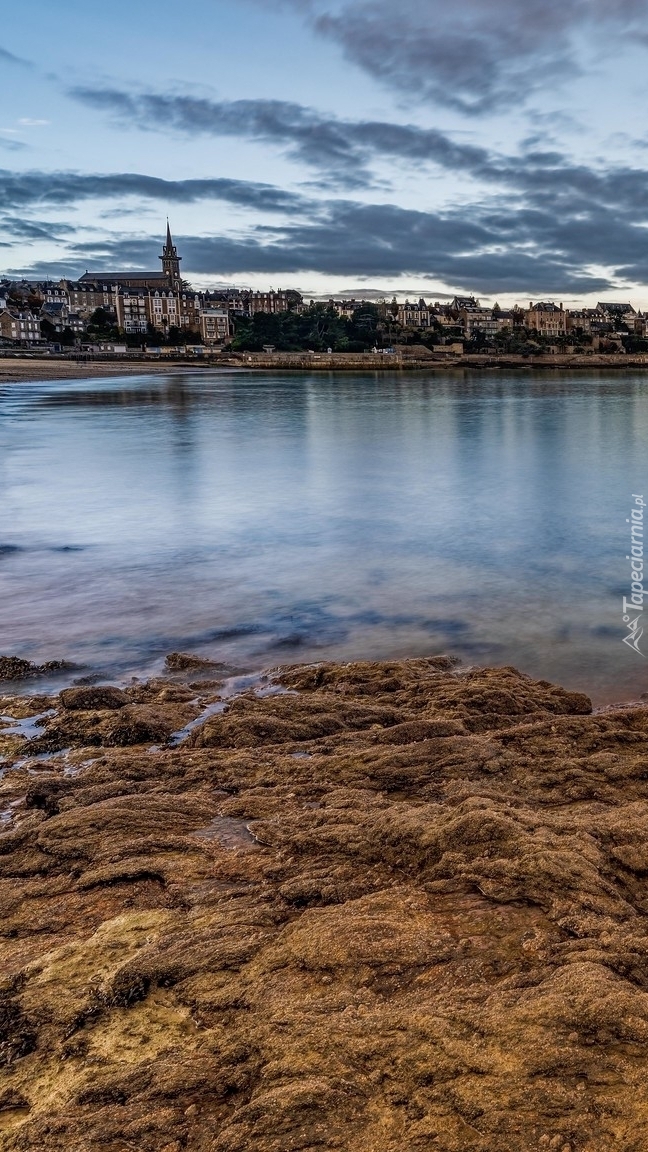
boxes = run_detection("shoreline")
[3,349,648,382]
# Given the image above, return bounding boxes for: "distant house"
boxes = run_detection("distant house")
[328,298,365,319]
[450,295,480,314]
[397,300,432,328]
[247,291,291,315]
[199,306,231,346]
[63,281,119,320]
[597,302,635,317]
[40,301,84,336]
[525,302,567,337]
[461,307,499,338]
[494,310,516,331]
[0,309,43,344]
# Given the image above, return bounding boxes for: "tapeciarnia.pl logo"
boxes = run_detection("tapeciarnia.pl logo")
[623,494,646,656]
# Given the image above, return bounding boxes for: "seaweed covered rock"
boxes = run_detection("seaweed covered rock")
[1,657,648,1152]
[0,656,74,683]
[59,686,129,711]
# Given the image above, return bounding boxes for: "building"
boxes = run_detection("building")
[78,222,182,295]
[40,301,85,336]
[247,291,290,315]
[114,287,202,336]
[199,306,231,345]
[397,300,432,328]
[567,309,597,335]
[327,299,365,319]
[525,302,567,337]
[597,302,635,319]
[0,309,43,344]
[450,296,480,314]
[461,307,499,338]
[62,281,119,320]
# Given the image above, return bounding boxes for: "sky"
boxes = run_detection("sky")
[3,0,648,305]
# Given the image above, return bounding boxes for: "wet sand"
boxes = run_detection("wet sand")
[0,358,204,383]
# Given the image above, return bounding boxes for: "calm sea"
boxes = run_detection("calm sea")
[1,368,647,703]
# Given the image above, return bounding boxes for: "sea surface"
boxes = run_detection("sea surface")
[1,368,647,703]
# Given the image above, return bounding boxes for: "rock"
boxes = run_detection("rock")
[59,686,129,711]
[0,656,645,1152]
[103,704,178,746]
[165,652,218,672]
[0,657,38,681]
[0,656,76,682]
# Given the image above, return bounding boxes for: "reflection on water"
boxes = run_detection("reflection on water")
[1,368,647,703]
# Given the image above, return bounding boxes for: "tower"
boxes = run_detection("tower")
[160,221,181,289]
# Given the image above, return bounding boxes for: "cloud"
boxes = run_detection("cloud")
[0,45,31,68]
[0,216,77,242]
[0,137,27,152]
[66,88,648,226]
[0,169,306,213]
[260,0,648,114]
[10,194,636,296]
[160,202,616,293]
[3,150,648,295]
[70,86,491,188]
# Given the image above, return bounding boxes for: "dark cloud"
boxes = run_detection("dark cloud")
[70,86,490,187]
[164,202,616,293]
[4,155,648,293]
[0,216,77,242]
[0,169,305,214]
[4,133,648,293]
[267,0,648,113]
[11,195,632,295]
[68,87,648,228]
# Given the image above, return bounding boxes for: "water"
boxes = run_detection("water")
[0,368,647,704]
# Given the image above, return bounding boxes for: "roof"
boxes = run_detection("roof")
[78,272,167,284]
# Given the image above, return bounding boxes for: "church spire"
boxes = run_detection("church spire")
[160,221,181,287]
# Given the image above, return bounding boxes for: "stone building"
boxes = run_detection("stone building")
[525,302,568,336]
[397,300,432,328]
[0,309,42,343]
[78,222,182,296]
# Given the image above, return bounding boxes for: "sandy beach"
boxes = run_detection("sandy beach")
[4,352,648,385]
[0,358,204,383]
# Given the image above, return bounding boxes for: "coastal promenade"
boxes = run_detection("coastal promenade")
[4,349,648,382]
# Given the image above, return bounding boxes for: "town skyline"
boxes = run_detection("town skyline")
[4,225,648,355]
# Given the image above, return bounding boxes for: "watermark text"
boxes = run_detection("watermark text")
[623,494,645,656]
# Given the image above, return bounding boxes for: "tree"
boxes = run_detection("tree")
[86,308,119,341]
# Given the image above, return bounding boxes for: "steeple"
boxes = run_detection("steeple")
[160,220,181,288]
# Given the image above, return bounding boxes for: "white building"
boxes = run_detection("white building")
[199,306,231,345]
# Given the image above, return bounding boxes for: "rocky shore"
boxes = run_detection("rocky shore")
[1,655,648,1150]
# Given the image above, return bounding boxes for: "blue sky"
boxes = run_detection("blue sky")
[3,0,648,304]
